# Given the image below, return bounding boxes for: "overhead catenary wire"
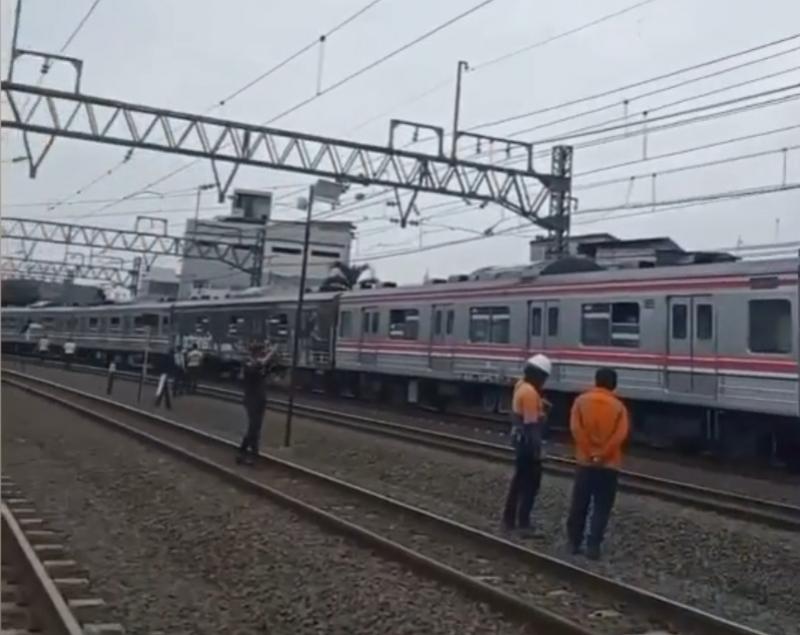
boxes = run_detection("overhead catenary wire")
[469,31,800,131]
[41,0,387,216]
[71,0,499,222]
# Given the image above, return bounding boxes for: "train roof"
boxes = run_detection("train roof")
[2,290,340,314]
[343,256,799,301]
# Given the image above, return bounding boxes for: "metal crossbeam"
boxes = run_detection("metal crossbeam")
[0,217,261,276]
[1,254,134,287]
[1,82,572,230]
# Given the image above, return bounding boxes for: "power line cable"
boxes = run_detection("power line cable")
[59,0,103,52]
[470,31,800,130]
[502,57,800,140]
[42,0,387,216]
[73,0,499,221]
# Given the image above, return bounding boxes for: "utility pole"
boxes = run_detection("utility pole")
[8,0,23,81]
[451,60,469,158]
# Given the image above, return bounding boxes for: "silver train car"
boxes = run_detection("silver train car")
[2,256,798,463]
[334,257,799,462]
[1,292,339,376]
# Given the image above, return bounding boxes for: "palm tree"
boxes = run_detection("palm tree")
[319,261,377,291]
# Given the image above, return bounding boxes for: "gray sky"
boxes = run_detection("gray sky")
[2,0,799,285]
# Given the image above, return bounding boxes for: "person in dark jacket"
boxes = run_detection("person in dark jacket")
[236,342,276,465]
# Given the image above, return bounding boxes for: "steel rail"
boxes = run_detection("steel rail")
[3,369,771,635]
[5,356,799,530]
[0,502,85,635]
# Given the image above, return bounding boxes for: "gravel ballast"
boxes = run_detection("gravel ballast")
[13,364,800,635]
[2,385,529,635]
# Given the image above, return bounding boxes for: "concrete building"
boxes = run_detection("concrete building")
[177,189,353,298]
[137,265,180,300]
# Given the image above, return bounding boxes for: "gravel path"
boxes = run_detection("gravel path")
[1,384,528,635]
[13,364,800,635]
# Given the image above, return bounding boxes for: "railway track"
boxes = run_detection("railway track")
[6,356,800,531]
[1,477,123,635]
[2,369,773,635]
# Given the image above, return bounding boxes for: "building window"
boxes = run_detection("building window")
[749,299,791,354]
[389,309,419,340]
[272,246,302,255]
[547,306,559,337]
[311,249,340,259]
[530,307,542,337]
[696,304,713,341]
[339,310,353,338]
[582,302,640,348]
[469,306,510,344]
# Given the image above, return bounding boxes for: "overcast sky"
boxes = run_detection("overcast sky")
[2,0,799,285]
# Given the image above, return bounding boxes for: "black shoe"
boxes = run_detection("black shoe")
[569,543,583,555]
[243,454,255,466]
[235,454,246,465]
[586,544,601,560]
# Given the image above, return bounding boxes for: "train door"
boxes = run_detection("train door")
[667,296,717,396]
[527,300,560,379]
[429,304,455,371]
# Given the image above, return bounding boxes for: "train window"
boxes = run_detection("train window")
[370,311,380,335]
[339,311,353,338]
[195,316,209,334]
[162,316,170,326]
[389,309,419,340]
[228,315,245,336]
[88,317,99,331]
[446,310,454,335]
[582,302,640,348]
[530,307,542,337]
[749,299,791,354]
[547,307,559,337]
[267,314,289,341]
[362,311,370,335]
[109,316,121,331]
[696,304,713,341]
[671,304,687,340]
[469,306,510,343]
[611,303,640,348]
[434,310,443,336]
[581,303,611,346]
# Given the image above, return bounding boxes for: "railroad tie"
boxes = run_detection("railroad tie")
[1,475,127,634]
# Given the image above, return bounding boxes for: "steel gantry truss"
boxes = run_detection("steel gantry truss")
[1,81,573,240]
[0,254,136,287]
[0,216,264,284]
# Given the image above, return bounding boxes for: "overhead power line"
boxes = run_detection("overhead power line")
[470,31,800,130]
[503,58,800,139]
[71,0,499,222]
[473,0,660,70]
[59,0,103,52]
[217,0,388,107]
[41,0,386,216]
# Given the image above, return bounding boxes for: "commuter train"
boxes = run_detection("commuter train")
[2,255,798,466]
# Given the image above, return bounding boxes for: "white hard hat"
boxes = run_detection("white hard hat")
[525,353,552,375]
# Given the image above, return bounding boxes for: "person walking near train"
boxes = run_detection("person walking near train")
[502,354,552,535]
[185,343,203,393]
[566,367,630,560]
[236,342,276,465]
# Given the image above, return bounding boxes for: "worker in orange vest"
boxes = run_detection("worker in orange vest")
[566,367,629,560]
[502,354,552,535]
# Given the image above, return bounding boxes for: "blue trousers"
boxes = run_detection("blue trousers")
[566,466,618,549]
